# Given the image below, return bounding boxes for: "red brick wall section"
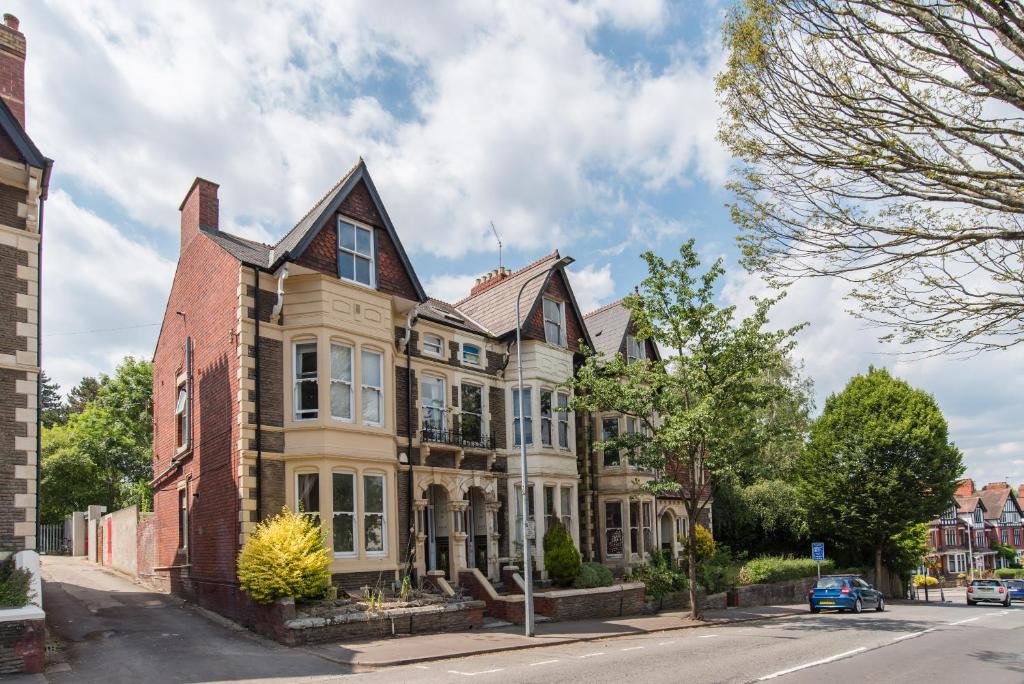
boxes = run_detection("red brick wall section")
[179,179,220,253]
[0,21,26,127]
[152,233,241,592]
[522,270,584,352]
[295,179,420,301]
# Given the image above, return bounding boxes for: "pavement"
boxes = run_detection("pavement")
[11,556,1023,683]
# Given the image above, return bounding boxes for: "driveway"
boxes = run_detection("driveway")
[38,556,348,683]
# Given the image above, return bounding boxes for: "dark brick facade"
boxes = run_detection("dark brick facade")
[489,386,506,450]
[0,245,27,354]
[0,617,44,674]
[248,336,283,428]
[331,569,398,593]
[0,368,27,554]
[0,184,25,230]
[260,459,286,520]
[522,270,586,352]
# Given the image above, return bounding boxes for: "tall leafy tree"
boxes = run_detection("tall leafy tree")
[570,241,801,618]
[800,368,963,585]
[718,0,1024,353]
[40,371,66,428]
[66,376,103,415]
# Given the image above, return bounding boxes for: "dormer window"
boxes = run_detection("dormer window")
[543,298,566,347]
[338,219,375,287]
[423,333,444,357]
[626,336,646,364]
[973,508,983,524]
[461,343,481,365]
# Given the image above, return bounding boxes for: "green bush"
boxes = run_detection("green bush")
[0,557,33,608]
[633,550,688,598]
[738,556,835,585]
[678,523,716,565]
[912,574,939,587]
[573,562,614,589]
[237,507,332,604]
[543,519,582,587]
[994,568,1024,579]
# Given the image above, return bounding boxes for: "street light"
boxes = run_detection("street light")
[515,255,574,638]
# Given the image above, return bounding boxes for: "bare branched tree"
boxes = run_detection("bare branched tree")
[717,0,1024,354]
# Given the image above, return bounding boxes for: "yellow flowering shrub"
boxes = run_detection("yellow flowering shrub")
[237,507,332,604]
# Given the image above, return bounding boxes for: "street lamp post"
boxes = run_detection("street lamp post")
[514,256,574,638]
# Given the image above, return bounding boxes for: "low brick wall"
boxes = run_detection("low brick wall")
[0,612,45,674]
[252,598,486,646]
[533,583,646,622]
[730,577,815,608]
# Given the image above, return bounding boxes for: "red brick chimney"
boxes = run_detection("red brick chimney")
[178,178,219,253]
[955,478,975,496]
[0,13,26,126]
[983,481,1010,491]
[469,267,512,297]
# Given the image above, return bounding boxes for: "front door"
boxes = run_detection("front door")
[427,504,437,571]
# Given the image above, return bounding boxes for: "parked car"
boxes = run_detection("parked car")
[1004,579,1024,602]
[808,575,885,614]
[966,579,1011,606]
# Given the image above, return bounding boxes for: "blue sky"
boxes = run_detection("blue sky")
[16,0,1023,487]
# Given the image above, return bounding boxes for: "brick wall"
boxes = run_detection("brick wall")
[533,583,646,621]
[152,234,242,592]
[396,364,418,439]
[0,617,44,674]
[260,460,285,519]
[0,21,26,126]
[522,270,585,352]
[332,569,398,593]
[489,387,506,450]
[0,245,27,354]
[0,369,26,554]
[0,185,25,230]
[248,336,282,429]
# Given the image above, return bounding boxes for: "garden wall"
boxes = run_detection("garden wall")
[252,597,486,646]
[730,577,815,608]
[642,589,728,613]
[0,551,45,674]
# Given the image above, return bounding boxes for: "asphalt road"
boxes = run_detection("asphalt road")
[340,598,1024,684]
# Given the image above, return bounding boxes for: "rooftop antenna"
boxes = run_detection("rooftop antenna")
[490,221,503,270]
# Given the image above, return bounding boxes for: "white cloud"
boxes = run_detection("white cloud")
[423,273,480,304]
[40,191,175,392]
[567,263,616,313]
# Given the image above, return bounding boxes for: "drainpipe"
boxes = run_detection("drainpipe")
[35,190,45,544]
[402,310,417,580]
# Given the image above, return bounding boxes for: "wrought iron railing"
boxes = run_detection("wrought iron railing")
[421,424,495,450]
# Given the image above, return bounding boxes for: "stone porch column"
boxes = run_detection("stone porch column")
[413,498,427,578]
[449,500,469,582]
[485,499,502,581]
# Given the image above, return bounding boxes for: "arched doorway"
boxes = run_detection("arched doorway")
[425,485,450,577]
[660,511,675,555]
[465,487,489,571]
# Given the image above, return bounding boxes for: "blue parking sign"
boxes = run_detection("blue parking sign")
[811,542,825,561]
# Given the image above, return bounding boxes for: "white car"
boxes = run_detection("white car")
[967,579,1011,606]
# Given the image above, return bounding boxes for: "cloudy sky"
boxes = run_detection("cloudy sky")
[16,0,1022,487]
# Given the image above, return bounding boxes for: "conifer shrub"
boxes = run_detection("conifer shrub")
[237,507,332,604]
[0,558,33,608]
[543,519,581,587]
[573,562,614,589]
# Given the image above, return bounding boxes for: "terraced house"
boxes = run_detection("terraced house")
[926,479,1024,576]
[151,160,594,620]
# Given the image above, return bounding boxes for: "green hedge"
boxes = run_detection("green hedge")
[573,562,614,589]
[994,568,1024,579]
[738,556,835,585]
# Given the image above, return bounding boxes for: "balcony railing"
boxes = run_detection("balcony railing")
[421,425,495,451]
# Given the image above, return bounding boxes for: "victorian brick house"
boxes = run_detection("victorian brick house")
[0,13,51,559]
[926,479,1024,576]
[151,160,593,619]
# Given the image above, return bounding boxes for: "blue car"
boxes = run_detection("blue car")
[1006,579,1024,602]
[808,575,885,614]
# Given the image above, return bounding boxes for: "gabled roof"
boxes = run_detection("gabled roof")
[269,159,427,302]
[956,495,985,515]
[416,298,490,336]
[977,485,1020,521]
[583,299,630,358]
[0,97,51,197]
[454,251,592,349]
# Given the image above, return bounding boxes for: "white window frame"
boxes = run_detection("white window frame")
[973,508,983,524]
[421,374,446,432]
[423,333,445,357]
[513,387,533,447]
[175,383,189,451]
[560,485,573,531]
[460,382,484,442]
[461,342,482,366]
[514,483,535,546]
[360,348,384,427]
[557,392,570,449]
[641,501,653,555]
[944,528,957,547]
[543,484,557,533]
[337,218,376,288]
[540,390,553,447]
[1015,528,1022,546]
[295,470,321,523]
[626,336,646,364]
[363,473,387,556]
[542,297,566,347]
[605,500,624,559]
[331,471,357,557]
[330,342,354,422]
[602,416,620,467]
[293,341,319,421]
[629,500,640,556]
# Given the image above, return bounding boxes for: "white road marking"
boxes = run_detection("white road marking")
[757,648,868,681]
[949,617,980,625]
[529,659,560,666]
[448,669,504,676]
[413,665,430,670]
[698,634,720,639]
[621,646,645,651]
[658,640,676,646]
[893,628,935,642]
[578,652,606,658]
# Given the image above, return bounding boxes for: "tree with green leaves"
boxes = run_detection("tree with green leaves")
[39,357,153,522]
[800,368,963,587]
[569,240,801,618]
[66,375,103,416]
[718,0,1024,353]
[40,371,66,428]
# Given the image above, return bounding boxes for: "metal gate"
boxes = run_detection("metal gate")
[39,522,68,554]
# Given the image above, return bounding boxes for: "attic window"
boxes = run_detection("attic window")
[543,298,566,347]
[626,336,646,364]
[338,219,375,288]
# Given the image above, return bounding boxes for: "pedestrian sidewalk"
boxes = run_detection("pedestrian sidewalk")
[305,604,807,668]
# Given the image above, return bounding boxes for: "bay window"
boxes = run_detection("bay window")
[363,474,386,554]
[338,219,375,287]
[557,392,570,448]
[421,375,446,432]
[330,343,353,421]
[513,387,533,446]
[560,486,573,530]
[296,472,320,522]
[332,473,356,555]
[642,501,653,554]
[605,502,623,558]
[361,349,383,426]
[460,384,483,443]
[602,417,620,467]
[630,501,640,555]
[294,342,318,420]
[544,485,556,532]
[540,390,553,447]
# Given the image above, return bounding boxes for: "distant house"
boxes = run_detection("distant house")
[0,13,51,559]
[926,479,1024,575]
